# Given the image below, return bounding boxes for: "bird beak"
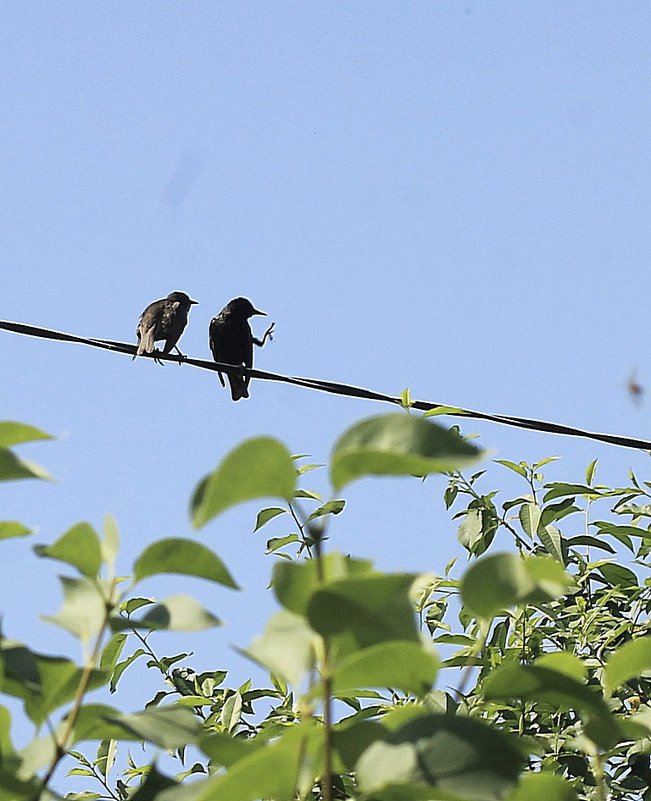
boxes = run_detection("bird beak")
[252,308,266,316]
[190,299,199,305]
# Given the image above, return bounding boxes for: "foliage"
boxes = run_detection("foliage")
[2,414,651,801]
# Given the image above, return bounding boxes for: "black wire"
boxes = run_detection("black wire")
[2,318,650,452]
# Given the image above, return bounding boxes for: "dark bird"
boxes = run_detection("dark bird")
[134,291,198,364]
[209,297,275,400]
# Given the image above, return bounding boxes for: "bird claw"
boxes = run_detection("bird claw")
[153,349,165,366]
[263,322,275,343]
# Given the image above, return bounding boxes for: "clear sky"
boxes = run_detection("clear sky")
[2,0,651,763]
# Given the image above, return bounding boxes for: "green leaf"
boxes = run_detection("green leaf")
[0,449,50,482]
[101,515,120,569]
[330,414,482,491]
[191,437,296,528]
[220,691,242,732]
[307,573,420,654]
[538,524,565,563]
[253,507,287,531]
[307,499,346,521]
[483,664,619,748]
[266,534,299,553]
[273,553,373,615]
[519,502,541,537]
[199,731,262,768]
[585,458,598,486]
[535,652,587,682]
[0,422,52,447]
[42,576,107,642]
[494,459,527,477]
[605,637,651,694]
[457,509,484,552]
[506,772,578,801]
[112,595,221,632]
[598,562,638,587]
[34,523,102,577]
[0,641,106,725]
[423,405,469,418]
[356,714,523,801]
[106,706,202,749]
[331,641,438,697]
[134,539,238,589]
[129,765,177,800]
[0,522,31,540]
[244,610,315,687]
[543,483,599,502]
[461,553,572,619]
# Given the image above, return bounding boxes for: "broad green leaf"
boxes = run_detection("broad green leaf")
[112,595,220,632]
[34,523,102,577]
[266,534,299,553]
[160,722,318,801]
[0,641,106,725]
[108,649,146,693]
[506,772,578,801]
[593,521,651,540]
[0,522,31,540]
[68,704,131,743]
[253,507,287,531]
[106,706,202,749]
[134,539,238,589]
[99,633,127,674]
[330,414,482,491]
[96,737,116,778]
[17,733,58,780]
[483,664,619,748]
[244,610,315,687]
[356,714,523,801]
[331,641,438,696]
[519,502,541,537]
[220,691,242,732]
[598,562,638,587]
[0,422,52,447]
[566,535,615,554]
[0,449,50,482]
[42,576,108,642]
[494,459,527,477]
[199,731,262,768]
[307,573,420,654]
[129,765,177,800]
[535,652,587,682]
[273,553,373,615]
[191,437,296,528]
[461,553,572,619]
[605,637,651,694]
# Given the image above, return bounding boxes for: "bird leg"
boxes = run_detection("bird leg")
[152,349,166,366]
[254,322,275,348]
[172,344,187,365]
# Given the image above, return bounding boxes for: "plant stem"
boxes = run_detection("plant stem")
[313,527,333,801]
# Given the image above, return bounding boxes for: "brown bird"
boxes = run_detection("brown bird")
[209,297,275,400]
[134,291,198,364]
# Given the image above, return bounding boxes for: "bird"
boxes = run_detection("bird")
[209,297,275,400]
[134,291,198,364]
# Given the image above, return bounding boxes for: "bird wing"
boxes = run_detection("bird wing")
[209,316,226,387]
[136,300,164,355]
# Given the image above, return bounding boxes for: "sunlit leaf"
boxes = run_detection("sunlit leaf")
[106,706,202,749]
[191,437,296,528]
[253,507,287,531]
[42,576,108,642]
[134,539,238,589]
[461,553,572,619]
[0,449,50,482]
[244,610,315,687]
[111,595,221,632]
[506,772,578,801]
[0,522,31,540]
[0,422,52,448]
[605,637,651,694]
[34,523,102,578]
[330,414,482,491]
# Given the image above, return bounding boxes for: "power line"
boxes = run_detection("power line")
[1,318,650,452]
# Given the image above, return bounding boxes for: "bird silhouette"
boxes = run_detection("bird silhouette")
[134,291,198,364]
[209,297,275,400]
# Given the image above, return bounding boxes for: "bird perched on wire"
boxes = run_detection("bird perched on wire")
[209,297,275,401]
[134,291,198,364]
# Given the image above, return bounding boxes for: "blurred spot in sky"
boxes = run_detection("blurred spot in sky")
[160,147,208,214]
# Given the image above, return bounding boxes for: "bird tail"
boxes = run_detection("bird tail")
[135,327,156,358]
[230,375,249,401]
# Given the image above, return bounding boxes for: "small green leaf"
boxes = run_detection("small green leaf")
[0,422,52,447]
[191,437,296,528]
[34,523,102,577]
[423,405,469,418]
[457,509,484,552]
[605,637,651,694]
[307,499,346,521]
[330,414,482,491]
[495,459,528,478]
[534,652,587,681]
[598,562,638,587]
[543,483,599,502]
[461,553,572,619]
[585,458,598,486]
[220,691,242,732]
[0,449,50,482]
[331,641,438,697]
[134,539,238,589]
[266,534,299,554]
[244,610,315,687]
[102,515,120,569]
[106,706,202,749]
[253,507,287,531]
[0,522,31,540]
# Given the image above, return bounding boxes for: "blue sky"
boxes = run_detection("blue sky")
[2,0,651,770]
